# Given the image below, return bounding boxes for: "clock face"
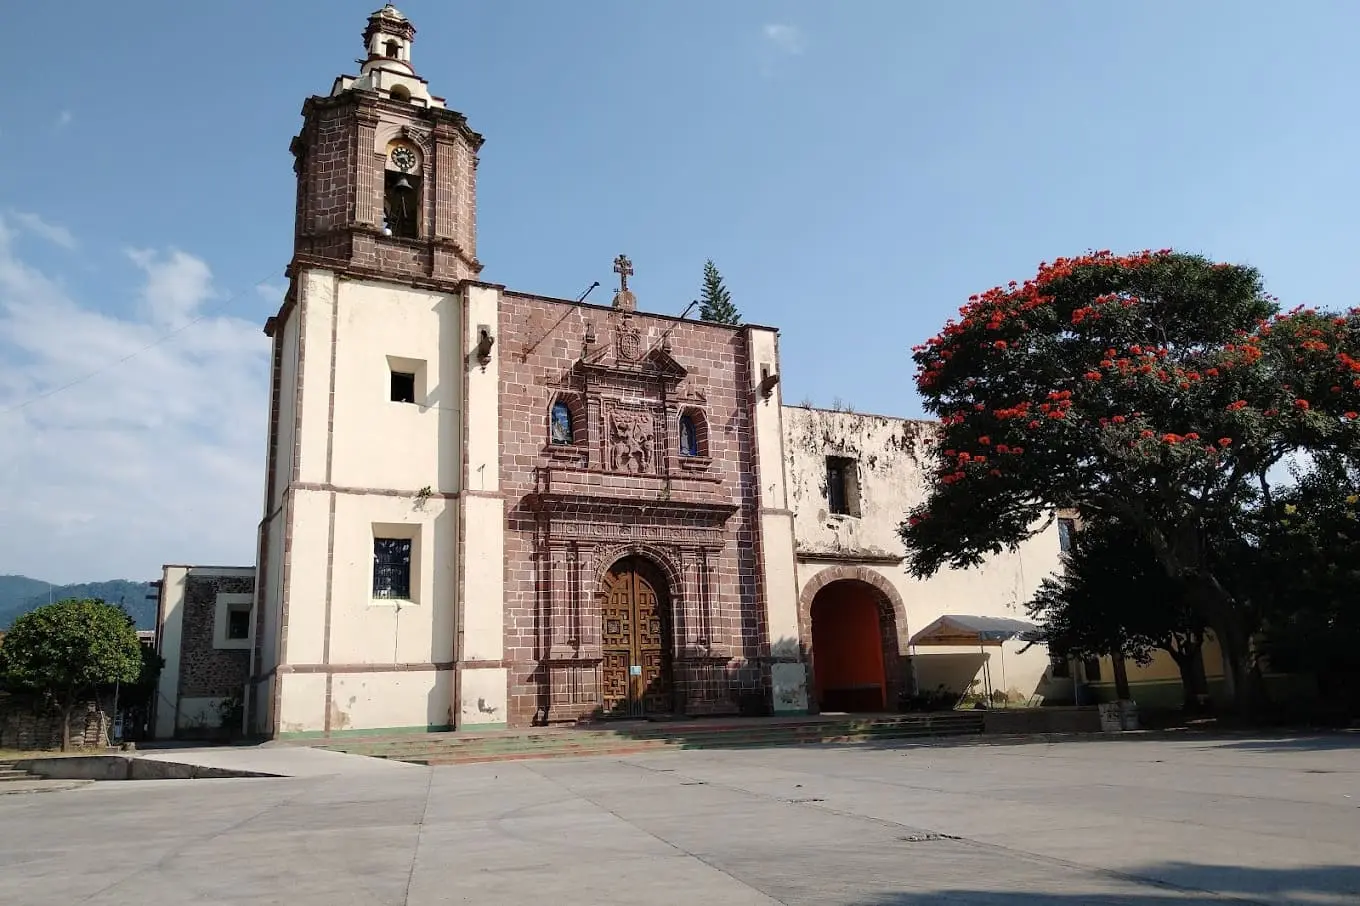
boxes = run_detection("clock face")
[390,146,417,173]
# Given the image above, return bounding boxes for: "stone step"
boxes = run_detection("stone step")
[0,768,38,782]
[327,714,985,758]
[324,713,987,765]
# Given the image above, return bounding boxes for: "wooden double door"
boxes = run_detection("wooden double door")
[600,557,674,716]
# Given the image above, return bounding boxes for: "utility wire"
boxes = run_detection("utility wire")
[1,266,285,416]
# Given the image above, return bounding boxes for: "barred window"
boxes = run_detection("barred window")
[373,537,412,599]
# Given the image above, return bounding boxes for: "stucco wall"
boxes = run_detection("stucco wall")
[260,267,465,737]
[783,406,1064,705]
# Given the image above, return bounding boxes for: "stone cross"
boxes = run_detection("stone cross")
[613,254,633,293]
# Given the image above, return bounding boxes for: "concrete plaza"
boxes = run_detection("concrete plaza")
[1,734,1357,905]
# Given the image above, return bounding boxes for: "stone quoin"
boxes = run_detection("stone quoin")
[149,6,1066,740]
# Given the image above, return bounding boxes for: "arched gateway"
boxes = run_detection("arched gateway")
[599,556,675,716]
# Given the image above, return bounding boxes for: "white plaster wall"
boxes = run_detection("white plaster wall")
[746,330,804,685]
[276,673,328,737]
[458,667,508,727]
[331,671,453,732]
[271,310,300,511]
[784,406,1064,702]
[327,493,458,665]
[295,270,337,486]
[280,488,331,666]
[463,285,500,493]
[153,566,188,739]
[461,496,503,661]
[176,697,229,732]
[329,277,462,494]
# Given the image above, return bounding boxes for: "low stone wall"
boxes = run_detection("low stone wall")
[0,696,110,751]
[982,706,1102,735]
[15,754,279,781]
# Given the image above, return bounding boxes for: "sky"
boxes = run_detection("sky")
[2,1,1359,584]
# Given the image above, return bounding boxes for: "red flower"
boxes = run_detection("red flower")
[1162,434,1181,444]
[1112,415,1126,424]
[1084,371,1102,381]
[958,452,972,463]
[1011,446,1024,454]
[1227,400,1248,411]
[1332,386,1342,393]
[996,444,1011,454]
[1294,399,1311,410]
[1185,432,1200,441]
[1218,437,1233,447]
[978,436,991,445]
[1347,412,1360,420]
[988,469,1002,477]
[993,340,1008,350]
[1140,430,1155,439]
[1028,420,1041,429]
[908,516,922,527]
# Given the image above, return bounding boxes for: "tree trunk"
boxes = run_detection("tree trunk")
[1112,656,1132,701]
[1169,649,1199,714]
[1194,577,1261,719]
[60,700,73,752]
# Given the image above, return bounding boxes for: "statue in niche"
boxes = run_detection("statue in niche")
[609,409,654,473]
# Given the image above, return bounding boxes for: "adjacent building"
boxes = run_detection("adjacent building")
[151,6,1065,740]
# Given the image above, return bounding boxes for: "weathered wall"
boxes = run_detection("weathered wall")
[783,406,1065,706]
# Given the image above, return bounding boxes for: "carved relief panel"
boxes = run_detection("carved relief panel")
[605,404,657,474]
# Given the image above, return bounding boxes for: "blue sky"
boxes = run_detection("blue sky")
[2,1,1358,582]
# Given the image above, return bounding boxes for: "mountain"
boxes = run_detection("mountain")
[0,576,158,630]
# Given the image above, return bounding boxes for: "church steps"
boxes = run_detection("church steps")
[319,712,986,764]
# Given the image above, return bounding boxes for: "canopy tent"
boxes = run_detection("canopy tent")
[908,615,1043,707]
[908,614,1041,648]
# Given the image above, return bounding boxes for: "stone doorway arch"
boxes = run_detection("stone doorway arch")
[599,554,675,717]
[799,566,908,713]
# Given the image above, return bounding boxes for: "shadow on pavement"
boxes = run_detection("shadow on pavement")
[856,862,1360,904]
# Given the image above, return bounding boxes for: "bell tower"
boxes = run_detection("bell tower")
[288,4,484,285]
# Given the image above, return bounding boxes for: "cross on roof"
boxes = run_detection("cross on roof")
[613,254,633,293]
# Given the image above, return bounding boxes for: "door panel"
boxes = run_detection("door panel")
[599,558,672,716]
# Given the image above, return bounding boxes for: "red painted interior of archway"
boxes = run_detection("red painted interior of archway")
[810,581,886,712]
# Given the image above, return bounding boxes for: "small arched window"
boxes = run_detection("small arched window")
[550,401,574,445]
[679,414,700,457]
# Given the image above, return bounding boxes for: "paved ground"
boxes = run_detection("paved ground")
[1,734,1357,905]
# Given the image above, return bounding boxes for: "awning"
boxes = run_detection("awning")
[909,614,1041,648]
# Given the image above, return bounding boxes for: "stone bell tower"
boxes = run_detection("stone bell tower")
[252,6,498,741]
[288,3,484,285]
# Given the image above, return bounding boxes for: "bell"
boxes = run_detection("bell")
[392,175,414,192]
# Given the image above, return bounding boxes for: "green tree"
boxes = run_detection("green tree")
[899,249,1360,716]
[0,598,142,750]
[698,259,741,325]
[1243,456,1360,713]
[1026,518,1209,710]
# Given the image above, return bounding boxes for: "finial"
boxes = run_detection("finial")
[612,254,636,312]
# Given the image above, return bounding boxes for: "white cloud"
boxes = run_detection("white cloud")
[127,247,217,326]
[7,211,77,250]
[762,24,806,56]
[55,110,72,128]
[0,214,270,583]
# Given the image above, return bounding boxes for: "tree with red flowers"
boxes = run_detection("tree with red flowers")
[900,249,1360,715]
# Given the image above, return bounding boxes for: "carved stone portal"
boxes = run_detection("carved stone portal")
[608,408,654,473]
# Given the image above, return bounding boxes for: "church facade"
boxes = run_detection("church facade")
[151,7,1063,740]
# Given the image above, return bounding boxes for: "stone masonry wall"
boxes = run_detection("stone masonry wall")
[496,292,770,727]
[178,575,254,700]
[0,695,109,751]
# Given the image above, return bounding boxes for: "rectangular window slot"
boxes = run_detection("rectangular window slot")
[826,456,861,517]
[391,371,416,404]
[373,537,413,600]
[226,606,251,641]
